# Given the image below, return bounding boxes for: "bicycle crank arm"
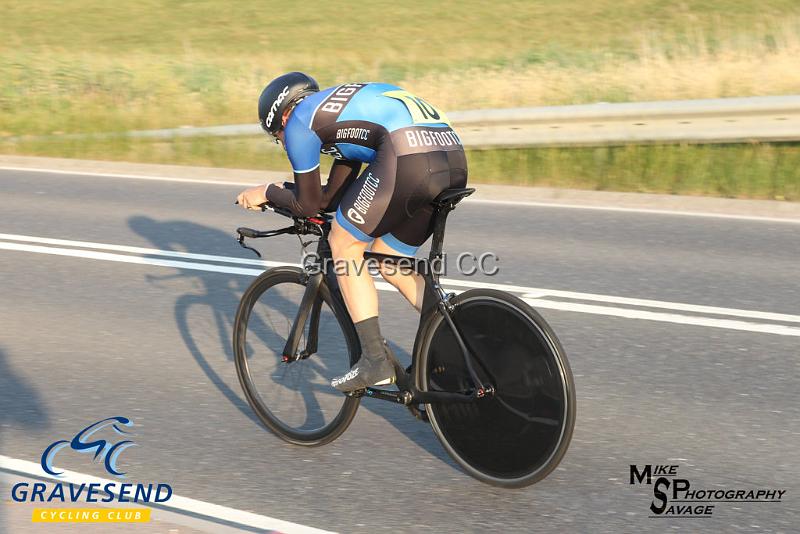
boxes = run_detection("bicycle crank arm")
[355,386,490,406]
[360,388,411,404]
[410,389,482,404]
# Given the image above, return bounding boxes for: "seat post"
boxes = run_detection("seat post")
[428,202,455,263]
[426,188,474,263]
[417,203,454,320]
[417,187,474,322]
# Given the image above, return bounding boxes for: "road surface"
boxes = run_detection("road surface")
[1,168,797,532]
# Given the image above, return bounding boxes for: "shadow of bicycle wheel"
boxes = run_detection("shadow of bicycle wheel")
[128,214,455,466]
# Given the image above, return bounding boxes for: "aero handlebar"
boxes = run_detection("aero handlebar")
[235,202,331,258]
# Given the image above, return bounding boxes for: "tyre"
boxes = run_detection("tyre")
[416,289,576,487]
[233,267,360,446]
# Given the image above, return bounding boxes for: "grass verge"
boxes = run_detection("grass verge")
[3,137,798,201]
[2,1,800,136]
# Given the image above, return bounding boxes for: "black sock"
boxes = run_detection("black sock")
[354,317,385,361]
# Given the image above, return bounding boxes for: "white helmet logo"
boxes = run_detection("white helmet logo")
[266,85,290,128]
[347,208,365,225]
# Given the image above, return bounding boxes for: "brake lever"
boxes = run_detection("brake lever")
[237,233,262,259]
[262,202,296,219]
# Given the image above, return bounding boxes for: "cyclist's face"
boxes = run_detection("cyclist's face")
[263,103,295,146]
[275,108,293,148]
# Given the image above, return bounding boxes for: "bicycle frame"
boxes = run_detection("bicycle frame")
[237,189,493,413]
[234,188,575,486]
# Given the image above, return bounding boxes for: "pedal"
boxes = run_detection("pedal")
[345,388,367,398]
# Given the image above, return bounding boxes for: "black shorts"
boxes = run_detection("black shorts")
[335,148,468,255]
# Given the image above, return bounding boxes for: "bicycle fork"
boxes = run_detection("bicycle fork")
[281,272,323,362]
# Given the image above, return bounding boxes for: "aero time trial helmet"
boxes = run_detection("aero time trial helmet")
[258,72,319,137]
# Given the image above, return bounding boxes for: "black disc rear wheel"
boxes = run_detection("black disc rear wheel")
[417,289,576,487]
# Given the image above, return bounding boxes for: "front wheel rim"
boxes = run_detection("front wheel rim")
[234,270,359,443]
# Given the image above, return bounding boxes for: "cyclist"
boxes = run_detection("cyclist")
[236,72,467,392]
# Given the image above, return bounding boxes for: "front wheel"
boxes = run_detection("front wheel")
[416,289,576,487]
[233,267,360,446]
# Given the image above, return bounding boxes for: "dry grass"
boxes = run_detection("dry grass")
[1,1,799,201]
[3,29,799,137]
[2,3,800,136]
[407,24,800,109]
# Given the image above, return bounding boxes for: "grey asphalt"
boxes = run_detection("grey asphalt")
[1,170,798,533]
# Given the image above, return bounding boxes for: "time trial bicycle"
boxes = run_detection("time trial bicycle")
[232,187,575,487]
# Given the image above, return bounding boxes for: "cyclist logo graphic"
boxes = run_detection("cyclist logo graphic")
[41,417,136,478]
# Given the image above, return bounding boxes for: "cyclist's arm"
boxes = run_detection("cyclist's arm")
[266,168,322,217]
[265,159,361,215]
[266,116,324,217]
[322,160,361,212]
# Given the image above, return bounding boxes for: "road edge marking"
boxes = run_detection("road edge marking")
[3,165,799,224]
[465,198,800,224]
[0,165,256,187]
[0,455,335,534]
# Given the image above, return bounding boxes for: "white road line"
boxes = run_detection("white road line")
[0,455,334,534]
[443,279,800,324]
[0,165,256,187]
[469,199,800,224]
[0,232,270,267]
[3,233,800,325]
[5,233,792,325]
[0,241,265,277]
[2,235,800,337]
[3,165,798,223]
[523,298,800,337]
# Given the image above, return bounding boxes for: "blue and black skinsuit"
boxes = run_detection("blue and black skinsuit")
[266,82,468,255]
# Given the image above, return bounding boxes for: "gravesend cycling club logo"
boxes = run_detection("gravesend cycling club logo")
[630,463,786,518]
[10,416,172,524]
[41,416,136,477]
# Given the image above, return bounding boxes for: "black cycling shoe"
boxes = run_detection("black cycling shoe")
[331,354,395,392]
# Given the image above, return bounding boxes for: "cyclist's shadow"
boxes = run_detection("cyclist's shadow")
[129,215,449,462]
[0,345,51,532]
[129,215,261,425]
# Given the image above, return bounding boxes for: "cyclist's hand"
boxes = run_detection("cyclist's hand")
[236,185,268,210]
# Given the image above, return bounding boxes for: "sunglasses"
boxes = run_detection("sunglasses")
[260,120,281,144]
[260,99,305,143]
